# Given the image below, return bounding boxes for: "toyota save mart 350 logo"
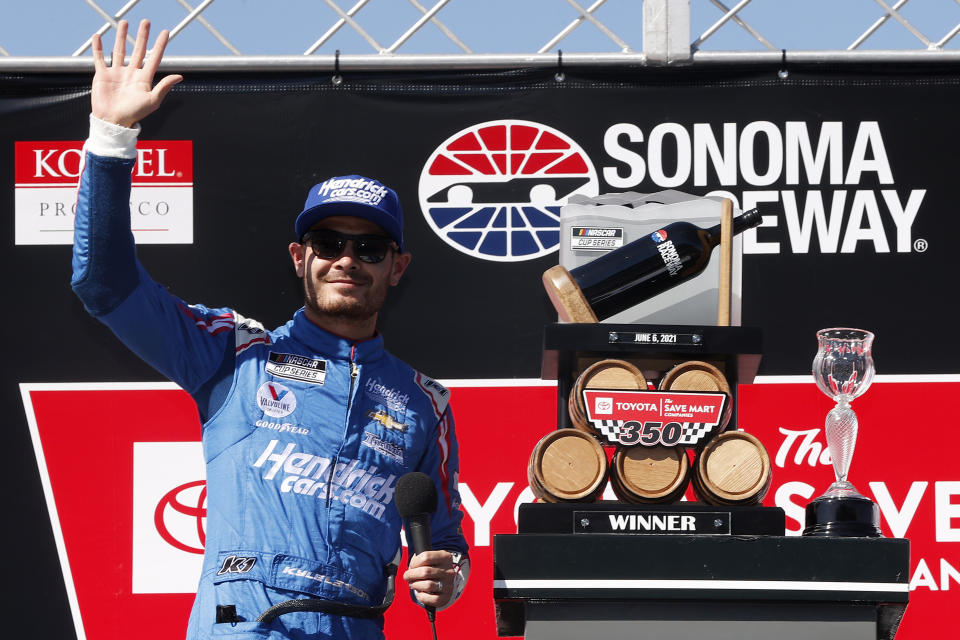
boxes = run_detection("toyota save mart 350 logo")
[419,120,599,262]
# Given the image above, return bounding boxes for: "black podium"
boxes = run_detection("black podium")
[493,503,909,640]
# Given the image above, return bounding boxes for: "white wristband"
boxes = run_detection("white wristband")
[86,114,140,159]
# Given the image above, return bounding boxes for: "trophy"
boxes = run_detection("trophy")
[803,328,882,537]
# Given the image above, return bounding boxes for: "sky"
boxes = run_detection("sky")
[0,0,958,59]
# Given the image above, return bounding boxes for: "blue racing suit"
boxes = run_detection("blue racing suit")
[71,116,468,640]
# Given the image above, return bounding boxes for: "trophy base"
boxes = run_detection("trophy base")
[802,494,882,538]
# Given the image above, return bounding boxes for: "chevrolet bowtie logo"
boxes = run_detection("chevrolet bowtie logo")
[367,410,409,432]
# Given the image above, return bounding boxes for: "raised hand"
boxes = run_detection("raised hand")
[91,19,182,128]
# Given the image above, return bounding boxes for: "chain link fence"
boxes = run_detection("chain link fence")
[1,0,958,60]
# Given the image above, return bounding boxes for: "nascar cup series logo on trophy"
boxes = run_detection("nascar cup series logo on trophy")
[418,120,599,261]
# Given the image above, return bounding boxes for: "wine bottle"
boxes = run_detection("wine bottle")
[543,208,762,322]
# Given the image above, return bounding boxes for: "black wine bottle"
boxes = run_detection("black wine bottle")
[543,208,762,322]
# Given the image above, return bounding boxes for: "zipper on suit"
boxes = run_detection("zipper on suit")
[326,355,360,508]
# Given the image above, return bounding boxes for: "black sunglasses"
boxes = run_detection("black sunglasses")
[302,229,397,264]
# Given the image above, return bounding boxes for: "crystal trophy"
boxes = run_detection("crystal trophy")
[803,328,881,537]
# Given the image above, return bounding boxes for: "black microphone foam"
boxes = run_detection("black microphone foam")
[396,473,437,558]
[395,472,440,621]
[395,471,438,519]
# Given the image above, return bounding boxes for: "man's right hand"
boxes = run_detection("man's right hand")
[91,19,182,128]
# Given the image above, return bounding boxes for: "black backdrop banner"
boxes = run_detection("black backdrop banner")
[3,63,958,637]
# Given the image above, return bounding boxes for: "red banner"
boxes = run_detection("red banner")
[21,378,958,639]
[14,141,193,185]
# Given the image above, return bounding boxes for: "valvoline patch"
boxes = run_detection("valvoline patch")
[256,381,296,418]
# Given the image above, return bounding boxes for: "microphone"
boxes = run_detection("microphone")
[395,472,439,621]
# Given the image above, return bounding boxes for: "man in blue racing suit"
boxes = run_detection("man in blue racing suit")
[71,20,469,640]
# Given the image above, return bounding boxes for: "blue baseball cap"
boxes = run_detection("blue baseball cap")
[295,175,403,250]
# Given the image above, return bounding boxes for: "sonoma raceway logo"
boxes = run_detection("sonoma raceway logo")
[419,120,599,262]
[419,119,928,260]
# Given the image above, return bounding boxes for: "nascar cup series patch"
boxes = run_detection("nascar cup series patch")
[582,389,728,446]
[266,352,326,385]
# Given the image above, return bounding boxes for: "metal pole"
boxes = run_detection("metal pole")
[169,0,218,41]
[176,0,242,55]
[539,0,608,54]
[691,0,752,51]
[74,0,141,56]
[643,0,691,63]
[3,49,960,74]
[385,0,452,54]
[849,0,911,50]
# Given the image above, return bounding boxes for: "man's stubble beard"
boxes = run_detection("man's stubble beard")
[303,274,390,325]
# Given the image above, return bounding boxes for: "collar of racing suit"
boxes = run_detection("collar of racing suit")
[289,307,386,364]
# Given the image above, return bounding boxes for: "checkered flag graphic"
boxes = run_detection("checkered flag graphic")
[591,420,716,446]
[678,423,712,445]
[595,420,623,441]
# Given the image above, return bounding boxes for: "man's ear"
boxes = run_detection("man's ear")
[289,242,306,278]
[390,251,412,286]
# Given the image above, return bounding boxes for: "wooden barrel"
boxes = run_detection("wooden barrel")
[660,360,730,394]
[691,430,771,506]
[527,429,608,503]
[659,360,732,433]
[568,359,647,433]
[609,445,689,504]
